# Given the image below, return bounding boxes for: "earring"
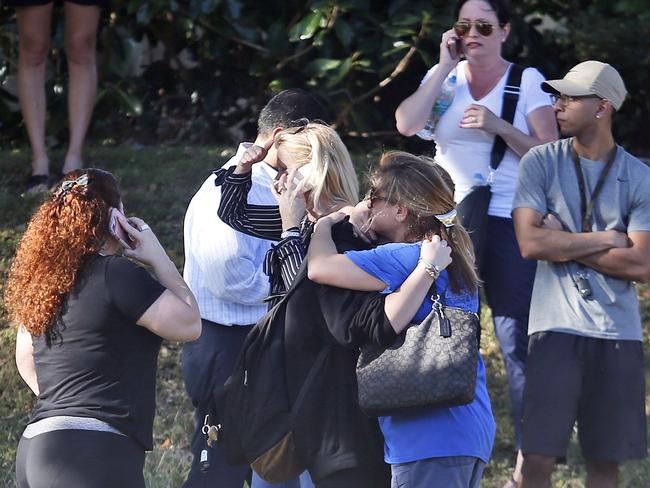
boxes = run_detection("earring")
[596,114,601,119]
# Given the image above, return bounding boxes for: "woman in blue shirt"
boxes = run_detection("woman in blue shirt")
[308,151,496,488]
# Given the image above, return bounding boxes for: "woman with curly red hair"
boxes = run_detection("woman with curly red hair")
[5,168,201,488]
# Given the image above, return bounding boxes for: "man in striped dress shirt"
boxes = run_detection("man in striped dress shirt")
[181,90,327,488]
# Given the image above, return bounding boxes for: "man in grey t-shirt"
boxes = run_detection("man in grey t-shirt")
[513,61,650,487]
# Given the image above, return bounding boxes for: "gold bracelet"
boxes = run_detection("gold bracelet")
[418,258,441,280]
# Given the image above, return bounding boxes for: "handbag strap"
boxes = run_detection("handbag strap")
[489,64,524,171]
[427,282,452,338]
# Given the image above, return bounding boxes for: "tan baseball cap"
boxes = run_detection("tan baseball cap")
[541,61,627,110]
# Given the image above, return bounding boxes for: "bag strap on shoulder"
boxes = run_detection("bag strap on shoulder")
[489,64,524,171]
[291,346,331,418]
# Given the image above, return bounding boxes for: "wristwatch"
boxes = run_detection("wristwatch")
[281,227,301,239]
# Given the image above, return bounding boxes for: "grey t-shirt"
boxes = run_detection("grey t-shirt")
[514,138,650,341]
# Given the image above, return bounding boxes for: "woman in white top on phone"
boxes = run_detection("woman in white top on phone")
[395,1,557,485]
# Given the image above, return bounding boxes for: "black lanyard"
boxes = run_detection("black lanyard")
[571,140,617,233]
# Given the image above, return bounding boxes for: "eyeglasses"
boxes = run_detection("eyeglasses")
[550,94,602,107]
[453,20,500,37]
[367,186,388,208]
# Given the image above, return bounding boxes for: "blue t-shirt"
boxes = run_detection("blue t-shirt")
[346,242,496,464]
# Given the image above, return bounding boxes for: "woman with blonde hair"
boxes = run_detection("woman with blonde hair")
[308,151,496,488]
[5,169,201,488]
[214,121,359,302]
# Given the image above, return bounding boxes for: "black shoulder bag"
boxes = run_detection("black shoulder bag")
[356,282,480,417]
[456,64,524,276]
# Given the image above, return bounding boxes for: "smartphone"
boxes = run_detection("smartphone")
[108,208,135,249]
[295,163,315,191]
[296,163,314,181]
[448,38,463,60]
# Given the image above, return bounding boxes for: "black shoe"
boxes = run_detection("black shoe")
[21,175,49,196]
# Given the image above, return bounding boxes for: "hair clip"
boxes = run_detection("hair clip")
[435,208,457,228]
[56,174,89,199]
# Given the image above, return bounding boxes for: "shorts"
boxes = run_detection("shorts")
[521,331,647,462]
[4,0,107,7]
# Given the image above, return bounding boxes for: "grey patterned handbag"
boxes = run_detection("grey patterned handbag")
[356,288,479,417]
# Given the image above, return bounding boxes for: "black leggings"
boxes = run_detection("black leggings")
[16,429,146,488]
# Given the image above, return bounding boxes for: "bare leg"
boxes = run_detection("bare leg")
[513,450,524,483]
[62,2,100,174]
[585,460,618,488]
[16,4,53,176]
[520,454,555,488]
[503,450,525,487]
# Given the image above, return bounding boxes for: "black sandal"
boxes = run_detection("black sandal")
[21,174,49,196]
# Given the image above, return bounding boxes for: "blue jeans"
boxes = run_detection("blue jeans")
[391,456,485,488]
[482,216,536,450]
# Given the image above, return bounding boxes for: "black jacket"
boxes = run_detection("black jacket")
[282,222,396,482]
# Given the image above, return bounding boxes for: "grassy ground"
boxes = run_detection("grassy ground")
[0,145,648,487]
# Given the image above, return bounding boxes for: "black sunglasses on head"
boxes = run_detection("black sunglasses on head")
[453,20,502,37]
[286,118,328,134]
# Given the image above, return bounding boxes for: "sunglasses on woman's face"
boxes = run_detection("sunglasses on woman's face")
[366,186,388,208]
[453,20,498,37]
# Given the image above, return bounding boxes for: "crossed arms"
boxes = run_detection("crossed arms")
[513,207,650,283]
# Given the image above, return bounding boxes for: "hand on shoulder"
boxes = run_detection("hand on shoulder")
[420,235,453,273]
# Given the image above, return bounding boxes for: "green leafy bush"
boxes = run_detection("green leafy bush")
[0,0,648,154]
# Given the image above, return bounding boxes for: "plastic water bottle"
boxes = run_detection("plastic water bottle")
[416,69,457,141]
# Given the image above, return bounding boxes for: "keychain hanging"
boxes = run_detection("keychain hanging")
[199,415,221,473]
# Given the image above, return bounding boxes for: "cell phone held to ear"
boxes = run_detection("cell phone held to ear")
[108,208,135,249]
[448,38,463,60]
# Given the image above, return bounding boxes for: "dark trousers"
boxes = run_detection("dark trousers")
[181,320,254,488]
[482,216,536,449]
[16,430,145,488]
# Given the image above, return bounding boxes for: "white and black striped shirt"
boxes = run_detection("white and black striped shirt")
[214,166,313,303]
